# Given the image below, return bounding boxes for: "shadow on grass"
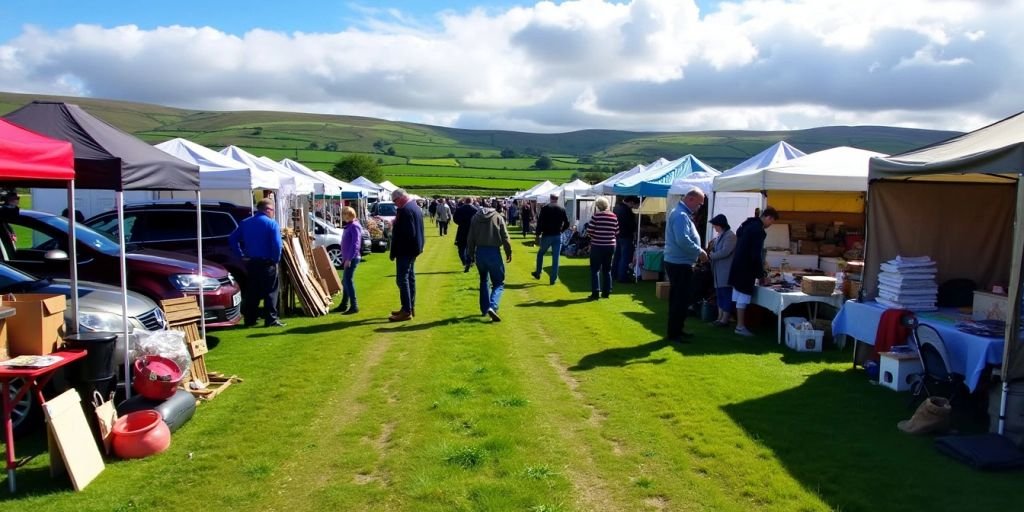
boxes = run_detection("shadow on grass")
[504,283,542,290]
[0,435,68,500]
[569,338,673,370]
[244,318,389,338]
[374,314,481,333]
[515,297,591,308]
[721,369,1018,511]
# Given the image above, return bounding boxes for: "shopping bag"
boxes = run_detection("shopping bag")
[92,391,118,455]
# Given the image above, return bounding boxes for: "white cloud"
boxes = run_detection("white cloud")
[0,0,1021,133]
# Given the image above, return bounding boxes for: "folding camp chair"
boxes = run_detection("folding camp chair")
[903,316,966,407]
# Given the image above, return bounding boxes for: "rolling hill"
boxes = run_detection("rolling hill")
[0,91,961,195]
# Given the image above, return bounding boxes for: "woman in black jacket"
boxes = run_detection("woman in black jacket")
[727,207,778,336]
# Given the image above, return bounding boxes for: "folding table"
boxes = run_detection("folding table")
[1,349,86,493]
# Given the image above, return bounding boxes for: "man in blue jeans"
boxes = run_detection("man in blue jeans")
[388,188,425,322]
[664,187,708,343]
[532,193,570,284]
[228,198,285,327]
[467,201,513,321]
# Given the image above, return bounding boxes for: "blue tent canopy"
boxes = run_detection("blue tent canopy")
[612,154,719,196]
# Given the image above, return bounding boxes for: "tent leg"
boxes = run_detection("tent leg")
[67,181,79,334]
[117,191,131,399]
[998,178,1024,434]
[196,191,207,341]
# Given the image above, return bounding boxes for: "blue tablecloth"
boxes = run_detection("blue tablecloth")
[832,300,1003,391]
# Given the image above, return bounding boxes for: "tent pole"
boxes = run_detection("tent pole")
[635,196,644,283]
[196,190,207,341]
[998,176,1024,435]
[117,191,132,399]
[67,180,79,334]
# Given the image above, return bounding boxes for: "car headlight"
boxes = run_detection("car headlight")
[79,311,133,333]
[170,274,221,292]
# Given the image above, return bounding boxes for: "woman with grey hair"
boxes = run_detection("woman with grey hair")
[587,196,619,299]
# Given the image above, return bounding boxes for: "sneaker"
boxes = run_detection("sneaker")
[342,307,359,315]
[531,271,541,280]
[463,264,471,273]
[264,320,286,328]
[486,308,502,322]
[734,327,754,337]
[587,294,600,301]
[601,292,610,299]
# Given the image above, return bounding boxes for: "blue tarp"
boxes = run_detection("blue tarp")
[612,154,719,197]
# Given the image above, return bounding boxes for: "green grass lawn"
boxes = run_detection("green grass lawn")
[4,229,1018,511]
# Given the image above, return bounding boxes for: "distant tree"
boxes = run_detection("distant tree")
[372,139,387,152]
[500,148,517,159]
[332,154,383,182]
[468,151,483,158]
[377,157,385,164]
[387,146,397,156]
[324,142,338,151]
[307,142,319,150]
[446,153,455,158]
[578,155,595,164]
[534,155,554,170]
[251,127,263,135]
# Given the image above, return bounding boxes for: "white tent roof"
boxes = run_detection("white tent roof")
[713,146,887,192]
[514,180,556,200]
[155,138,279,190]
[529,179,584,201]
[351,176,381,191]
[311,171,368,198]
[724,141,806,175]
[257,156,316,195]
[378,180,399,192]
[279,158,341,197]
[220,146,297,197]
[591,164,645,195]
[557,179,596,200]
[668,171,719,197]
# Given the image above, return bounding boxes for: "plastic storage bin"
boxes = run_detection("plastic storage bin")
[784,317,824,352]
[879,352,924,392]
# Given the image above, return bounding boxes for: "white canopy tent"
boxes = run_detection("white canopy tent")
[220,146,298,225]
[258,156,316,196]
[708,141,806,235]
[378,180,398,201]
[154,138,280,208]
[351,176,383,198]
[514,180,556,200]
[714,146,883,193]
[279,158,341,197]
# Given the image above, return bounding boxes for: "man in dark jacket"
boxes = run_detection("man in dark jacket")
[611,196,639,282]
[467,201,513,322]
[388,188,425,322]
[531,193,571,285]
[453,197,479,271]
[727,207,779,336]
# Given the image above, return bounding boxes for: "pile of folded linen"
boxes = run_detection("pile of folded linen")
[876,255,938,311]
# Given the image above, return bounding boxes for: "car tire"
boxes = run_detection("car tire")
[327,245,344,269]
[6,378,40,437]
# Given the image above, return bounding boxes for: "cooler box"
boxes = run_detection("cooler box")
[766,251,819,271]
[0,293,67,355]
[784,317,823,352]
[819,257,843,275]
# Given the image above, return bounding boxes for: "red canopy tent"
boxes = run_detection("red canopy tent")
[0,119,74,181]
[1,118,81,331]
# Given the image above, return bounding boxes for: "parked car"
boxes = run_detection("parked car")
[0,262,166,434]
[83,201,251,288]
[309,213,370,268]
[369,200,397,225]
[366,201,395,253]
[0,209,241,328]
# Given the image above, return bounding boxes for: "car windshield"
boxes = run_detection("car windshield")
[34,214,122,256]
[376,203,397,216]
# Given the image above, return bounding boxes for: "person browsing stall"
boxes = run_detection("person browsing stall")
[708,214,737,327]
[728,207,779,337]
[336,206,363,315]
[612,196,640,283]
[587,197,619,300]
[663,188,708,343]
[229,198,285,327]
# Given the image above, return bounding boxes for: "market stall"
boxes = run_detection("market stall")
[154,138,280,210]
[613,155,719,280]
[6,101,201,398]
[708,141,806,233]
[865,110,1024,435]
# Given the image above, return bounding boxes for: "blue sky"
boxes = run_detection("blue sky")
[0,0,1017,132]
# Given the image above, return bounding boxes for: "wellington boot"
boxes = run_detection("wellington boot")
[897,397,952,435]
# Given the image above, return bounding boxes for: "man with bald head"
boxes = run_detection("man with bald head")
[663,187,708,343]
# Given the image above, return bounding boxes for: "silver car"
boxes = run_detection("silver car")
[1,263,166,434]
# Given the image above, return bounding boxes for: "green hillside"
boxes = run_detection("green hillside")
[0,91,961,196]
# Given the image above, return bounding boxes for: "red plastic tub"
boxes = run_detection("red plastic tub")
[111,410,171,459]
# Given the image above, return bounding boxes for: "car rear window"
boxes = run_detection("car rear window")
[131,211,199,242]
[203,211,238,237]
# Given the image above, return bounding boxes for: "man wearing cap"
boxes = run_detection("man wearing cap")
[663,187,708,343]
[532,193,570,285]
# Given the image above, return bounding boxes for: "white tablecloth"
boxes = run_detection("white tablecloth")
[752,286,846,344]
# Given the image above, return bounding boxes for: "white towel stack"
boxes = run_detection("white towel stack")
[876,255,938,311]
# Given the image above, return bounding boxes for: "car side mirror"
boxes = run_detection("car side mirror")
[44,249,69,261]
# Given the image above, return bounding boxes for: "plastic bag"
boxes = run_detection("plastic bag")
[130,330,191,375]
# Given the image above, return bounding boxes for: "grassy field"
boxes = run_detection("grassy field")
[3,229,1017,511]
[387,175,539,193]
[382,164,575,182]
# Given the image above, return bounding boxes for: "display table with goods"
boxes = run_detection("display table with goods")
[752,284,846,345]
[1,349,87,492]
[832,300,1004,391]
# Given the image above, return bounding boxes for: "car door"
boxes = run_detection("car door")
[0,217,74,278]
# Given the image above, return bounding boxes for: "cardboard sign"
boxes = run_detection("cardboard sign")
[44,389,105,491]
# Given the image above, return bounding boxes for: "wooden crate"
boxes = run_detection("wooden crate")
[160,296,241,401]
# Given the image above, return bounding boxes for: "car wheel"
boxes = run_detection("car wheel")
[6,378,39,436]
[327,245,344,268]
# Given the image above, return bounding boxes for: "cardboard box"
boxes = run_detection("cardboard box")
[819,257,843,275]
[846,279,863,300]
[801,276,836,296]
[843,260,865,274]
[641,270,661,281]
[798,240,819,255]
[973,291,1008,321]
[656,281,671,300]
[0,294,67,356]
